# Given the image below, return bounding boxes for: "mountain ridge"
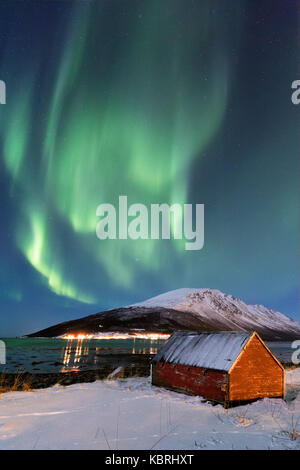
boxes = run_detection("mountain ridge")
[27,288,300,341]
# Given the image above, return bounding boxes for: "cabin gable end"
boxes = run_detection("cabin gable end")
[228,333,284,402]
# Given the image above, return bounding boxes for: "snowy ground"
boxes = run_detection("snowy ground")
[0,369,300,450]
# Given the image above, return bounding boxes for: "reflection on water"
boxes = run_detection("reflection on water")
[0,337,168,374]
[61,337,164,372]
[0,338,295,374]
[62,339,86,371]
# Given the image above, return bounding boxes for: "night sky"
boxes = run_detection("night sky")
[0,0,299,337]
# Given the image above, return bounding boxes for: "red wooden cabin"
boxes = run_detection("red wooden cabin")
[151,331,285,405]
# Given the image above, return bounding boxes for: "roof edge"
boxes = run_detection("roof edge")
[228,331,284,373]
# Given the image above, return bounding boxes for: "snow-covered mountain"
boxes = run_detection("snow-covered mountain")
[134,288,300,337]
[28,288,300,341]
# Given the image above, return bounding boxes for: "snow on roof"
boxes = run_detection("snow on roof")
[153,331,253,371]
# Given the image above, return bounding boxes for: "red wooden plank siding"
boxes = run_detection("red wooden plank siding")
[229,334,284,401]
[152,362,228,403]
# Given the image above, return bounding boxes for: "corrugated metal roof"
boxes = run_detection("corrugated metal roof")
[153,331,253,371]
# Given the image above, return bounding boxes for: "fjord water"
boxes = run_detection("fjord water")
[0,337,167,374]
[0,338,295,374]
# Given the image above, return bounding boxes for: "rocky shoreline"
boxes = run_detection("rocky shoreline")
[0,353,152,393]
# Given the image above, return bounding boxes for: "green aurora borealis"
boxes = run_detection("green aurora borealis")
[0,1,299,335]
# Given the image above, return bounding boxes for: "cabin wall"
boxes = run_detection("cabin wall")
[229,335,284,402]
[152,362,228,402]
